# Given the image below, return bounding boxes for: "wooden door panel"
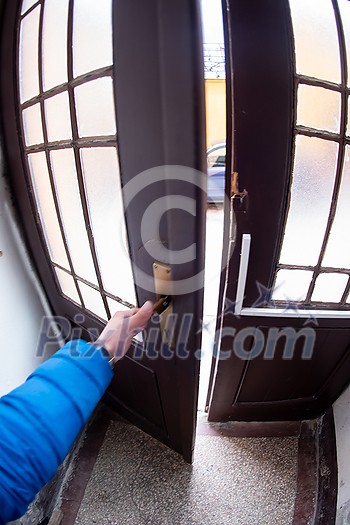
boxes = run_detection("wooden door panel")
[1,0,206,462]
[237,329,350,403]
[107,357,168,434]
[110,0,206,462]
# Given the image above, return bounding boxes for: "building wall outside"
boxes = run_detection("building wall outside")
[205,79,226,150]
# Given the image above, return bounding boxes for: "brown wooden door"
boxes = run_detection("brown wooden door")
[207,0,350,422]
[1,0,206,462]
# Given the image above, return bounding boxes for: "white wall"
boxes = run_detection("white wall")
[0,146,56,397]
[334,385,350,525]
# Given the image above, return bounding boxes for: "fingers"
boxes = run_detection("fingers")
[113,302,153,320]
[97,301,154,358]
[129,301,153,332]
[117,308,137,319]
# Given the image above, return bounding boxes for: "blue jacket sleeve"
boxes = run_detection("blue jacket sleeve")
[0,339,113,524]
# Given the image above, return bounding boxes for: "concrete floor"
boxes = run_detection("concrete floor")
[73,415,298,525]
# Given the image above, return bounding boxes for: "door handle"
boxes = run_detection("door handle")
[235,234,251,316]
[153,294,172,315]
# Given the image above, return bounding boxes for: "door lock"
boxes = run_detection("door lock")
[153,295,172,315]
[152,262,174,346]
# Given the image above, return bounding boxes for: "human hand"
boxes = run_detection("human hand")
[95,301,153,361]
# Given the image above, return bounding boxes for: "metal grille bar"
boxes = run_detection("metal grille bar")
[53,263,135,309]
[66,0,111,319]
[20,66,113,110]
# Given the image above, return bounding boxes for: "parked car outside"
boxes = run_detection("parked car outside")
[207,142,226,204]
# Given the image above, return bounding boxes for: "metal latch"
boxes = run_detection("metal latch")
[153,294,172,315]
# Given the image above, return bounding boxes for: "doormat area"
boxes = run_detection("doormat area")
[71,418,298,525]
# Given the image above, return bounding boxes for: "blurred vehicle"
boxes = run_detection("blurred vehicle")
[207,142,226,204]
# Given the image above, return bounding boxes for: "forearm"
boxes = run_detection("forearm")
[0,339,113,524]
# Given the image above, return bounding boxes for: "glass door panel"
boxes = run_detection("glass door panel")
[77,282,108,321]
[296,85,341,133]
[50,148,99,285]
[72,0,113,78]
[311,273,348,303]
[17,0,137,323]
[267,0,350,311]
[289,0,341,83]
[323,146,350,268]
[42,0,69,91]
[22,103,44,146]
[278,136,338,268]
[80,147,136,305]
[55,267,81,305]
[19,5,41,103]
[28,152,69,268]
[21,0,39,15]
[44,92,72,142]
[338,0,350,86]
[74,77,116,137]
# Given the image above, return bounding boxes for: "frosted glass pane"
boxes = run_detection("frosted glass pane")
[297,85,341,133]
[21,0,38,15]
[279,136,338,266]
[107,298,130,315]
[73,0,113,78]
[338,0,350,87]
[22,104,43,146]
[55,268,80,304]
[45,92,72,142]
[75,78,116,137]
[272,269,313,302]
[42,0,69,91]
[347,97,350,136]
[28,152,69,268]
[19,6,40,102]
[80,148,136,304]
[323,146,350,268]
[289,0,341,83]
[78,282,107,320]
[50,149,98,284]
[312,273,348,302]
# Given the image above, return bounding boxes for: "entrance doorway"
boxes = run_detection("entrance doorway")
[198,0,226,413]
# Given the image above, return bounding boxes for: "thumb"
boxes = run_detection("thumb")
[129,301,153,331]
